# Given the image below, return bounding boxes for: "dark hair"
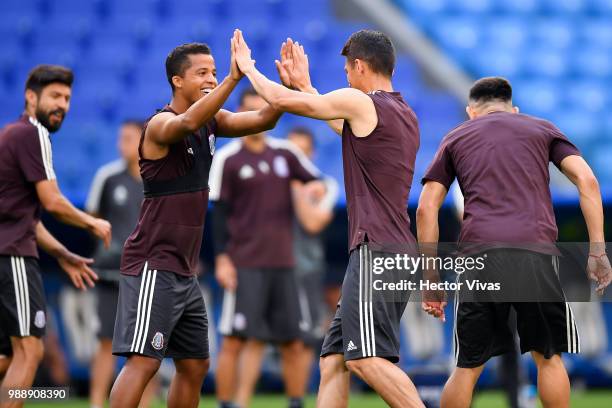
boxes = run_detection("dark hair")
[469,77,513,105]
[121,119,145,131]
[165,43,211,91]
[238,87,260,106]
[341,30,395,77]
[25,64,73,94]
[287,125,316,149]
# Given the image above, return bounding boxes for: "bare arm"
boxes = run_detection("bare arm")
[277,39,343,135]
[146,75,240,146]
[416,181,449,321]
[559,155,611,294]
[215,106,282,137]
[36,179,111,248]
[560,155,605,247]
[233,30,375,134]
[36,222,98,290]
[292,179,335,234]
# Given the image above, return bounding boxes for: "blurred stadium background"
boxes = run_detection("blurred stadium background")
[1,0,611,406]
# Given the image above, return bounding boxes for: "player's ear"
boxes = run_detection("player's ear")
[466,105,476,120]
[513,106,519,114]
[24,89,38,110]
[354,59,365,75]
[172,75,183,91]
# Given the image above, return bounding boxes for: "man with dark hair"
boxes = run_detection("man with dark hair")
[233,29,425,407]
[417,76,612,408]
[0,64,111,404]
[109,34,284,408]
[210,90,325,408]
[86,120,160,408]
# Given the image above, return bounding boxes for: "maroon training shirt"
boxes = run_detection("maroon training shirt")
[209,137,320,268]
[422,111,580,244]
[120,108,217,277]
[0,115,56,258]
[342,91,419,251]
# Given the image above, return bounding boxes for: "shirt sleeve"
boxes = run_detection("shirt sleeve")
[14,125,56,183]
[86,170,108,214]
[318,176,339,212]
[546,122,581,168]
[209,155,233,202]
[285,144,320,183]
[421,141,456,189]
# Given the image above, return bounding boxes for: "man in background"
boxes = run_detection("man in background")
[210,89,324,408]
[86,120,158,408]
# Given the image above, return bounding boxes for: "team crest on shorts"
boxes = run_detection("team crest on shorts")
[151,332,164,350]
[209,133,216,155]
[34,310,46,328]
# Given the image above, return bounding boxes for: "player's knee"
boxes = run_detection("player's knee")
[319,355,345,378]
[12,337,44,365]
[281,340,304,355]
[345,358,370,377]
[126,355,161,377]
[221,336,244,354]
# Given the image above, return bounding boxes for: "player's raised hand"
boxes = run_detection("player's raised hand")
[232,29,255,74]
[58,251,98,290]
[229,30,244,81]
[89,217,112,249]
[275,40,294,88]
[288,40,314,92]
[588,252,612,295]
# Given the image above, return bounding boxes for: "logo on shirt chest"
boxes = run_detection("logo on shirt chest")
[273,156,289,178]
[239,164,255,179]
[113,185,128,205]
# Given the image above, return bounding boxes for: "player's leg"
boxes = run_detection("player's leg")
[279,340,307,404]
[317,353,350,408]
[234,339,266,407]
[90,281,119,408]
[165,275,210,408]
[0,327,13,382]
[140,374,160,407]
[0,256,46,404]
[345,357,423,408]
[167,358,210,408]
[110,355,161,408]
[217,268,268,406]
[216,336,245,404]
[530,352,569,408]
[110,268,186,407]
[440,365,485,408]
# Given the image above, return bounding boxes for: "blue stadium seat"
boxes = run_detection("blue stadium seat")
[572,47,612,78]
[513,79,560,117]
[581,19,612,49]
[523,48,568,78]
[530,18,574,49]
[566,80,608,113]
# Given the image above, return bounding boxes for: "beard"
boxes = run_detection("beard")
[35,107,66,133]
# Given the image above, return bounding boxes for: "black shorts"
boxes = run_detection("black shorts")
[454,249,579,368]
[219,267,302,343]
[0,256,47,347]
[96,280,119,340]
[112,264,209,361]
[296,269,325,348]
[321,244,409,362]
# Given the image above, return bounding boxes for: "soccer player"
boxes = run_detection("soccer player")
[288,126,339,399]
[109,34,284,408]
[210,89,325,408]
[86,120,159,408]
[233,29,425,407]
[0,64,111,405]
[417,77,612,408]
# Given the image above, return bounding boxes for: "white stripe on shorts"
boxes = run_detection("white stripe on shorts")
[130,262,149,352]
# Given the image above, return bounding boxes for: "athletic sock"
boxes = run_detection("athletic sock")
[218,402,237,408]
[288,397,304,408]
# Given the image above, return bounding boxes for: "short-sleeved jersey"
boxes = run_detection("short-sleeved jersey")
[422,111,581,244]
[85,160,143,278]
[209,137,320,268]
[342,91,419,252]
[0,115,56,258]
[121,106,217,277]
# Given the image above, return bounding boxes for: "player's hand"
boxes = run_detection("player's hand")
[422,300,447,322]
[58,251,98,291]
[587,252,612,295]
[215,253,237,290]
[288,39,315,92]
[275,39,294,88]
[232,29,256,75]
[303,180,326,202]
[229,30,244,81]
[89,217,112,249]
